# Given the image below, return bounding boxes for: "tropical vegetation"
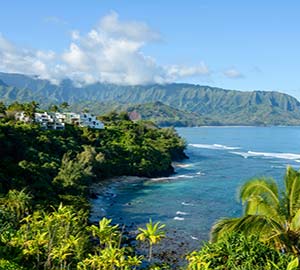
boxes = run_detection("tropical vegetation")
[2,100,300,269]
[186,233,298,270]
[0,103,187,268]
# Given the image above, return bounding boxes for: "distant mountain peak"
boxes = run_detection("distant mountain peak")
[0,72,299,126]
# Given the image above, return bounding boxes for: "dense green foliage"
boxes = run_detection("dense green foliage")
[186,233,297,270]
[0,112,186,207]
[0,108,186,269]
[1,72,300,125]
[0,196,144,269]
[88,101,207,127]
[125,102,207,127]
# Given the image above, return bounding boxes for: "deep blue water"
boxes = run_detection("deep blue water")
[91,127,300,249]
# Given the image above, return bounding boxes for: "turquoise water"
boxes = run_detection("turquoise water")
[91,127,300,249]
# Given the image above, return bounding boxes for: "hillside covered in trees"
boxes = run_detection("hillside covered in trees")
[0,109,186,201]
[1,72,300,126]
[0,107,189,269]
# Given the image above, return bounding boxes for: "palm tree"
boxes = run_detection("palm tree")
[211,166,300,255]
[136,219,166,261]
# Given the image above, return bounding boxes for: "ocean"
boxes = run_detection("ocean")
[90,126,300,251]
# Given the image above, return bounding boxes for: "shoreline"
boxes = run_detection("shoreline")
[89,176,149,223]
[89,172,198,268]
[89,161,191,197]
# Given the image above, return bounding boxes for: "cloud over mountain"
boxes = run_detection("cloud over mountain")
[0,12,210,85]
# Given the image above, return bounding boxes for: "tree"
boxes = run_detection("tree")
[53,149,94,195]
[211,166,300,255]
[60,102,70,111]
[23,101,39,121]
[49,104,59,112]
[136,219,165,262]
[7,101,24,112]
[0,102,6,116]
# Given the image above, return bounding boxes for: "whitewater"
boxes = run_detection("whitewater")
[91,126,300,250]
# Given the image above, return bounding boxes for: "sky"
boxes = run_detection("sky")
[0,0,300,99]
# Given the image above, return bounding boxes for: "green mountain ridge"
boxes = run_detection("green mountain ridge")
[124,101,209,126]
[0,72,300,125]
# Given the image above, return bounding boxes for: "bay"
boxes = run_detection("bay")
[90,126,300,250]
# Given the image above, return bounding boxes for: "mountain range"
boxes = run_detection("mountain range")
[1,72,300,126]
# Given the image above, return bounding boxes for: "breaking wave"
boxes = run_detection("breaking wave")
[231,151,300,161]
[176,211,188,215]
[189,143,240,150]
[173,216,185,221]
[181,202,194,206]
[151,174,196,182]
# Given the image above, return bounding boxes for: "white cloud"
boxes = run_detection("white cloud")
[167,63,210,79]
[0,33,59,82]
[223,68,244,79]
[0,12,211,85]
[99,11,161,42]
[71,30,80,40]
[62,43,88,70]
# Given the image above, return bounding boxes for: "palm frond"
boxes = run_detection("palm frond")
[210,217,241,242]
[211,215,283,244]
[285,167,300,217]
[240,178,280,217]
[290,208,300,232]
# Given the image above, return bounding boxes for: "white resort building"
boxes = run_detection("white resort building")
[15,111,104,130]
[35,112,65,130]
[62,112,104,129]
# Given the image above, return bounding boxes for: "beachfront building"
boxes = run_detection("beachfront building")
[79,113,104,129]
[63,112,104,129]
[15,111,65,130]
[35,112,65,130]
[15,112,104,130]
[15,111,104,130]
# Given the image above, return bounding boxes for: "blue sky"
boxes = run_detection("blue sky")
[0,0,300,99]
